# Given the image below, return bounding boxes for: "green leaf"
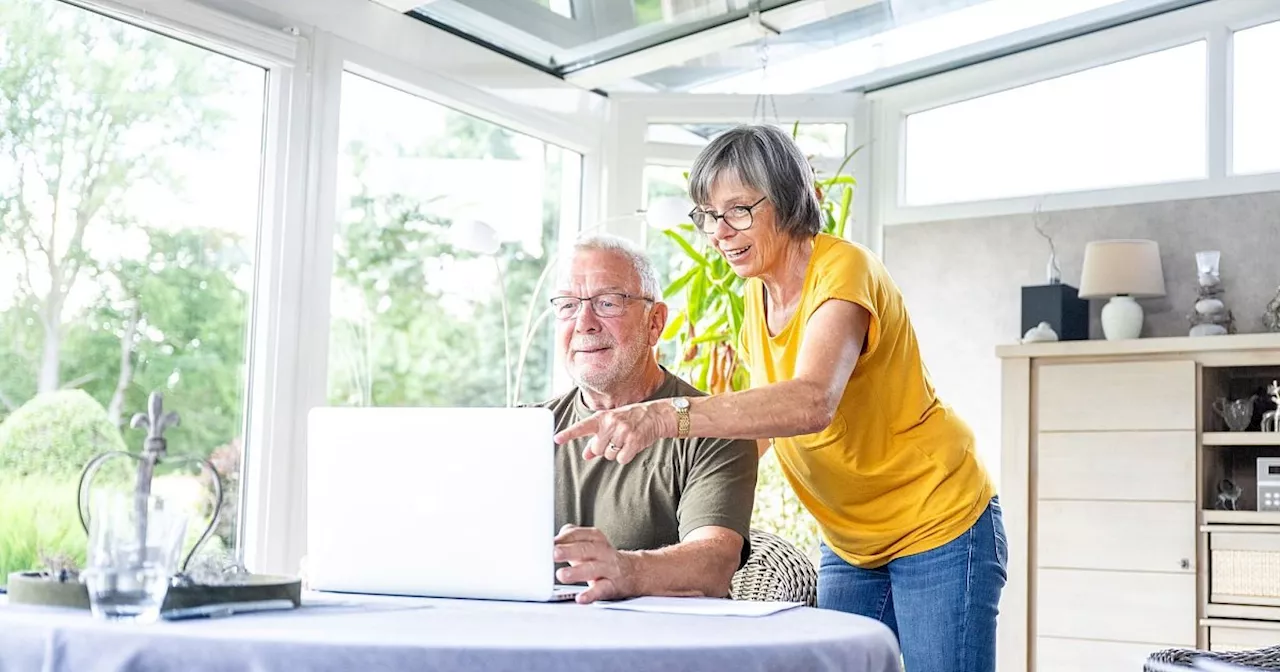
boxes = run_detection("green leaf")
[695,351,711,391]
[663,266,698,299]
[691,331,728,345]
[836,184,853,239]
[688,272,708,323]
[662,228,708,267]
[728,292,744,335]
[661,311,686,341]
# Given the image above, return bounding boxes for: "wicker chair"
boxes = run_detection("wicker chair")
[1145,645,1280,670]
[730,528,818,606]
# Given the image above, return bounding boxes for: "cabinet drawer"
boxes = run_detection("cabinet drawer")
[1037,500,1195,573]
[1037,568,1196,645]
[1210,622,1280,652]
[1037,637,1176,672]
[1037,361,1196,431]
[1211,529,1280,605]
[1038,431,1195,501]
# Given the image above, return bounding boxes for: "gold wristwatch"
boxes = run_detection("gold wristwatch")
[671,396,691,439]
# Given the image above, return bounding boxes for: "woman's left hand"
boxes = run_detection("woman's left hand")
[553,401,673,465]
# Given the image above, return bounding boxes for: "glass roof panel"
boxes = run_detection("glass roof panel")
[636,0,1177,93]
[408,0,1198,93]
[410,0,794,73]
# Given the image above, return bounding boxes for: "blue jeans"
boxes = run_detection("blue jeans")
[818,497,1007,672]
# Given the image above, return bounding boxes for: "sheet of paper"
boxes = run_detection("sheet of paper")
[594,596,804,617]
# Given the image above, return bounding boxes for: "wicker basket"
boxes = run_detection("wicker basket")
[1213,549,1280,599]
[1211,530,1280,602]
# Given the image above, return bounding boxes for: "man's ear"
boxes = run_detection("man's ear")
[648,301,669,347]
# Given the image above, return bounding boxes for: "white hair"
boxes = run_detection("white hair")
[572,233,662,300]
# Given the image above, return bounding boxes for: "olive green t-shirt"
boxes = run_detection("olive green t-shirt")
[538,370,759,566]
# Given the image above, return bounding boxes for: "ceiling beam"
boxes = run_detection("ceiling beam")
[369,0,436,13]
[563,0,880,89]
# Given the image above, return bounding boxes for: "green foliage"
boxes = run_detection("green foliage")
[0,0,251,573]
[753,453,822,562]
[0,476,87,581]
[0,390,125,478]
[327,115,562,408]
[0,0,234,396]
[63,227,250,461]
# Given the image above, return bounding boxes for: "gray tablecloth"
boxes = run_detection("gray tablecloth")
[0,592,901,672]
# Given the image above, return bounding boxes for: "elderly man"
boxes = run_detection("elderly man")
[539,234,758,605]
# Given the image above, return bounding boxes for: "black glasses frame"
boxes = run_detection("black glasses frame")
[689,196,768,233]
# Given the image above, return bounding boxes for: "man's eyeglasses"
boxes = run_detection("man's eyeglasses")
[549,293,654,320]
[689,196,767,234]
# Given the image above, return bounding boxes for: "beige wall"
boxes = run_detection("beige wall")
[882,192,1280,483]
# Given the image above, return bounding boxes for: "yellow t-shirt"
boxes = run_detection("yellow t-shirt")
[739,233,994,568]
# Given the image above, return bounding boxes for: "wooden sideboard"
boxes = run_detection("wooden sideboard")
[996,333,1280,672]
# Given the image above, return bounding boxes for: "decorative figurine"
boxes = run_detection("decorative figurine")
[1216,478,1243,511]
[1033,202,1061,285]
[1265,285,1280,333]
[1021,321,1060,343]
[1263,380,1280,433]
[77,391,221,582]
[1188,251,1234,337]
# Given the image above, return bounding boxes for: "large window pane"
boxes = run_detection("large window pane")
[330,73,581,409]
[1233,21,1280,175]
[904,42,1207,206]
[0,0,265,582]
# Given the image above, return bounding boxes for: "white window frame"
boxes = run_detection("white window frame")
[604,92,869,249]
[278,36,602,578]
[868,0,1280,229]
[64,0,307,577]
[62,0,608,578]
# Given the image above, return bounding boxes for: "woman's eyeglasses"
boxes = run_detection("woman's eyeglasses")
[689,196,767,234]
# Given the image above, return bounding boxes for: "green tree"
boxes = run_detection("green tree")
[61,227,248,459]
[0,0,230,395]
[328,113,562,408]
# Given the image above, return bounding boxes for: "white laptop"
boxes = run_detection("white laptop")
[306,406,585,602]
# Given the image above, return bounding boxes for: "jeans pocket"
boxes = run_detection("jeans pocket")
[989,498,1009,579]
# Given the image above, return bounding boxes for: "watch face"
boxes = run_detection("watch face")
[672,397,690,410]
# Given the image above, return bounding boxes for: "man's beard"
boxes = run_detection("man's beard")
[571,333,652,393]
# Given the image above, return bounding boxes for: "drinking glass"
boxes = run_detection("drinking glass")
[83,491,189,623]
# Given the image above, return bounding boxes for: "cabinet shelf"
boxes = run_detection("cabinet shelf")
[1201,510,1280,525]
[1203,432,1280,446]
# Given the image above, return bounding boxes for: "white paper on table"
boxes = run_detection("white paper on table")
[593,596,804,617]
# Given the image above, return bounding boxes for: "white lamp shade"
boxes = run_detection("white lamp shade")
[449,220,501,256]
[645,196,692,231]
[1078,239,1166,299]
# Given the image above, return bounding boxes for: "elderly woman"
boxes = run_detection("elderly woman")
[555,124,1004,672]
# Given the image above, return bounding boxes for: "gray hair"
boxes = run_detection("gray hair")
[688,124,822,239]
[572,233,663,300]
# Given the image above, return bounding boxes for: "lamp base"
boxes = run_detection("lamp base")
[1101,295,1144,340]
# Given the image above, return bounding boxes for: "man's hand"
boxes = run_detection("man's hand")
[553,400,674,465]
[553,525,635,604]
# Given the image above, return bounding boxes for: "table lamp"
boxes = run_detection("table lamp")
[1078,239,1166,340]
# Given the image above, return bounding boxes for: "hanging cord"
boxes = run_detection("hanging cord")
[751,39,781,125]
[748,0,781,125]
